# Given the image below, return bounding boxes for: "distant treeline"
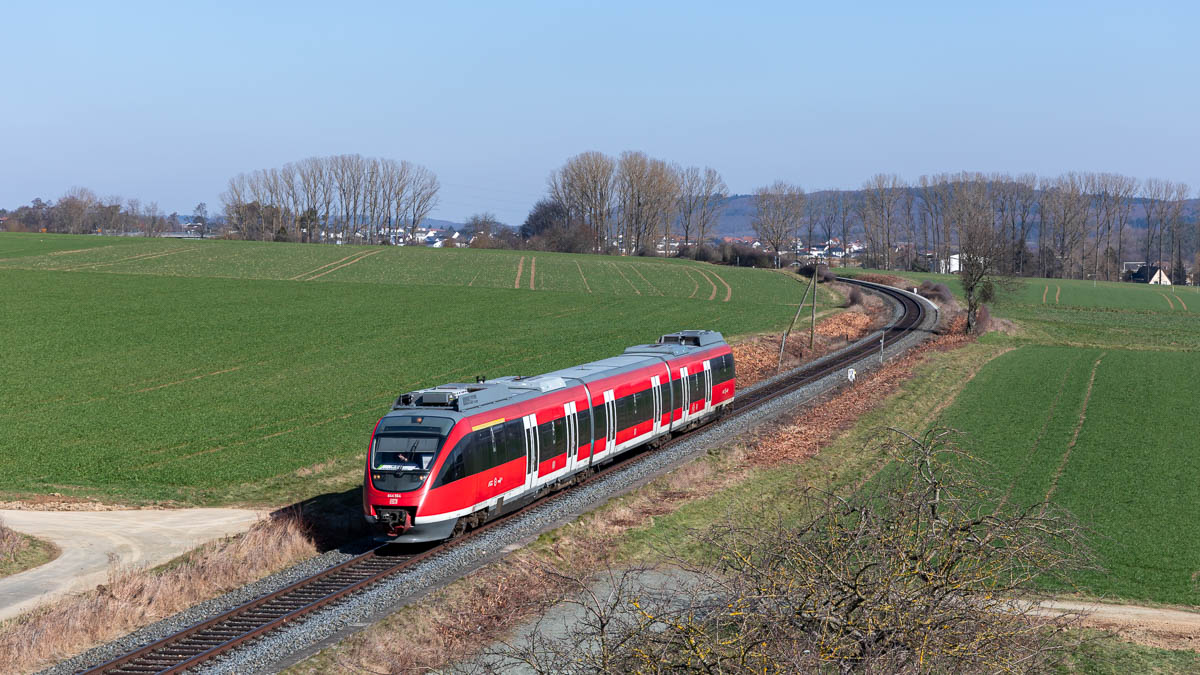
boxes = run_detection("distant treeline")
[3,158,1196,281]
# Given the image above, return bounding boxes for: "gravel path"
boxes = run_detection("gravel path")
[49,283,938,675]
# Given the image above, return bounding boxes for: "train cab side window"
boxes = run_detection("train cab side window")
[436,442,468,486]
[659,381,671,410]
[672,377,682,407]
[689,372,704,400]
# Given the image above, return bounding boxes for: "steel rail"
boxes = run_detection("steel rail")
[81,277,928,675]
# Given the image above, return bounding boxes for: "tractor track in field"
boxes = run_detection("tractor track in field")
[68,279,935,675]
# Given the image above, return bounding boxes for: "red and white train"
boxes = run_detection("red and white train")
[363,330,736,542]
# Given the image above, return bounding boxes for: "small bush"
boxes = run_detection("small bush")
[693,245,718,263]
[797,263,836,282]
[846,286,864,307]
[975,304,992,333]
[917,280,954,304]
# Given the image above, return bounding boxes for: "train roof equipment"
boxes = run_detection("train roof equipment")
[389,330,727,417]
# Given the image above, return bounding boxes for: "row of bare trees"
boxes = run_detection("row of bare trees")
[0,187,186,237]
[545,151,727,254]
[854,172,1195,282]
[220,154,440,243]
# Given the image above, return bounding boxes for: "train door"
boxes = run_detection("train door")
[563,401,578,473]
[521,414,539,491]
[703,360,713,414]
[679,366,691,424]
[603,389,616,457]
[650,375,662,437]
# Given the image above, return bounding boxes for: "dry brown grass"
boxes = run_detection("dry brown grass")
[308,446,757,675]
[731,306,886,389]
[0,512,317,674]
[748,329,976,466]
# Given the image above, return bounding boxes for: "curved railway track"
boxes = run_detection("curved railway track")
[81,278,930,675]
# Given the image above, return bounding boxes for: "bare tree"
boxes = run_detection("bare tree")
[549,151,616,253]
[56,187,97,235]
[405,163,440,243]
[675,166,727,250]
[945,172,1008,332]
[493,429,1093,674]
[860,173,905,268]
[752,181,805,267]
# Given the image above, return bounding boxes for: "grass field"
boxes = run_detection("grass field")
[937,347,1200,605]
[839,267,1200,351]
[836,266,1200,606]
[0,234,792,304]
[0,233,826,505]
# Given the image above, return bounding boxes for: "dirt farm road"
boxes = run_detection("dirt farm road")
[0,508,263,621]
[1033,599,1200,651]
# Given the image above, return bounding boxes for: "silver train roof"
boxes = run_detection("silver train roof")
[384,330,725,421]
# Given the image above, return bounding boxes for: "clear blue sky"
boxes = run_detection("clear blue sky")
[3,1,1197,225]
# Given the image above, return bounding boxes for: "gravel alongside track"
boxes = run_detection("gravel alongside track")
[52,282,937,675]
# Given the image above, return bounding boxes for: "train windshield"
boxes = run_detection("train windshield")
[371,415,455,492]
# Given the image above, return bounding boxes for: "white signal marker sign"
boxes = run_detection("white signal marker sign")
[847,368,857,383]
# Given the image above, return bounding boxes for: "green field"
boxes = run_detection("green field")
[938,347,1200,605]
[0,233,821,505]
[836,267,1200,605]
[840,268,1200,351]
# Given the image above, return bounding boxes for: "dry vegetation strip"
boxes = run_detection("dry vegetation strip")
[1174,293,1188,311]
[683,268,699,298]
[56,247,195,272]
[628,264,662,296]
[289,251,363,280]
[1044,353,1105,505]
[513,256,524,289]
[1043,285,1049,304]
[1056,284,1062,304]
[0,515,317,674]
[306,249,382,280]
[709,268,733,301]
[528,256,536,290]
[697,268,718,300]
[291,331,991,674]
[133,366,242,394]
[1160,293,1176,310]
[610,262,641,295]
[574,261,591,293]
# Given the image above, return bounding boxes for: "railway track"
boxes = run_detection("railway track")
[81,278,930,675]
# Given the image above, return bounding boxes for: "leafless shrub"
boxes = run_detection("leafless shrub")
[846,286,864,307]
[0,518,28,563]
[917,280,954,304]
[489,429,1095,674]
[0,512,316,673]
[976,304,993,333]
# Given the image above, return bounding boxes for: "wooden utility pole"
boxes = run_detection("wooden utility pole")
[809,271,818,348]
[779,271,816,370]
